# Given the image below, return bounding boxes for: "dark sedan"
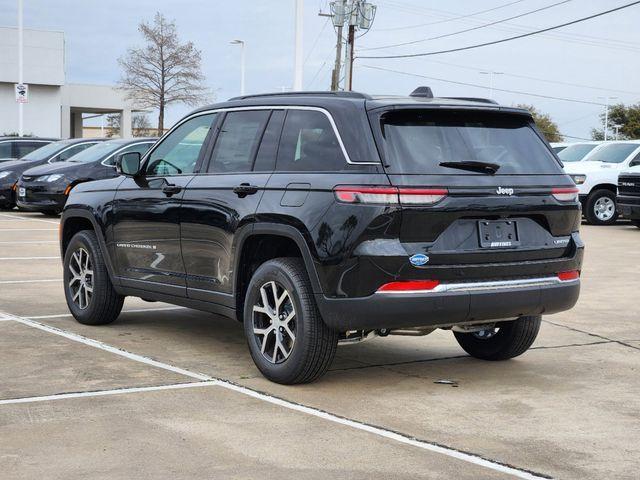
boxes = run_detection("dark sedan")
[0,138,103,209]
[17,138,156,214]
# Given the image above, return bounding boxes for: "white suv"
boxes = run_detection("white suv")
[564,141,640,225]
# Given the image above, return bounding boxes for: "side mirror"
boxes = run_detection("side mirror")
[116,152,142,176]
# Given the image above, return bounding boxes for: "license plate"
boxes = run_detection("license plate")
[18,187,25,197]
[478,220,519,248]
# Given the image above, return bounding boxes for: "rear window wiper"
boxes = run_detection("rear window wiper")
[439,160,500,174]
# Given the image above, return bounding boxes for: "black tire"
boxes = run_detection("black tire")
[63,230,124,325]
[453,315,541,361]
[631,220,640,229]
[243,257,338,384]
[585,189,618,225]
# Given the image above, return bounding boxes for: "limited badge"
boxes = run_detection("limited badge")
[409,254,429,266]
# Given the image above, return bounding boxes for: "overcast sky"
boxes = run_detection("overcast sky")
[1,0,639,139]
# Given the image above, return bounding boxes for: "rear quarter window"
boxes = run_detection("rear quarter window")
[276,110,346,172]
[377,110,563,175]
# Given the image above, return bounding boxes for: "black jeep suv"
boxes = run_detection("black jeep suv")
[59,89,583,384]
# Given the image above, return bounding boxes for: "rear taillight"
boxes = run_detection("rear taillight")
[334,186,447,205]
[558,270,580,281]
[377,280,440,292]
[552,187,579,202]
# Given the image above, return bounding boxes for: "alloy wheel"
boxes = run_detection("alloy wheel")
[68,247,93,310]
[252,281,297,364]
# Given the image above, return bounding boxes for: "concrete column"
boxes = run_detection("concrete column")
[72,112,83,138]
[60,105,71,139]
[121,109,132,138]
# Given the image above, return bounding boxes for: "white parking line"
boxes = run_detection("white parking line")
[3,313,212,381]
[0,228,57,231]
[0,309,549,480]
[0,256,59,261]
[0,213,59,224]
[0,279,61,284]
[0,241,57,244]
[28,306,186,319]
[0,381,218,405]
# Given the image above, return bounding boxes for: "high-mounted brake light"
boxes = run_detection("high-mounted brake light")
[377,280,440,292]
[557,270,580,281]
[552,187,579,202]
[334,186,447,205]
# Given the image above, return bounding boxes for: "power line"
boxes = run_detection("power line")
[358,1,640,59]
[407,57,640,96]
[377,0,526,31]
[362,0,572,51]
[372,1,640,53]
[359,64,606,106]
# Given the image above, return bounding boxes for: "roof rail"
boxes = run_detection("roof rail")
[442,97,499,105]
[228,91,372,101]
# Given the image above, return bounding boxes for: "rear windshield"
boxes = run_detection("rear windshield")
[378,110,562,175]
[586,143,639,163]
[557,143,599,162]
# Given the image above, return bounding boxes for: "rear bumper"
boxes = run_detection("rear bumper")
[316,277,580,331]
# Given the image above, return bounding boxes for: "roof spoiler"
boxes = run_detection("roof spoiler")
[442,97,499,105]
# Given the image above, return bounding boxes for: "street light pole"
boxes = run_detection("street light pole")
[294,0,304,90]
[598,96,618,141]
[18,0,24,137]
[479,71,503,99]
[230,40,246,96]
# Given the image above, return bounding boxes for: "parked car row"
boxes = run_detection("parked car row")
[0,137,155,214]
[554,140,640,226]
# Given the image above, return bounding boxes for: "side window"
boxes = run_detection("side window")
[207,110,269,173]
[276,110,346,172]
[253,110,285,172]
[15,142,46,158]
[146,113,217,176]
[53,143,96,162]
[105,142,153,166]
[630,151,640,167]
[0,142,11,158]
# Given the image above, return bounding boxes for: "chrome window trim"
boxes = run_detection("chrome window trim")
[376,276,578,295]
[141,106,381,170]
[100,141,155,167]
[47,141,100,164]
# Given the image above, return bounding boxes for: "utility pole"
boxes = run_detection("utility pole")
[294,0,304,90]
[324,1,376,91]
[327,1,345,91]
[18,0,24,137]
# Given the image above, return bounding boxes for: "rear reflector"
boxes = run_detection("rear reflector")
[334,186,447,205]
[552,187,579,202]
[558,270,580,281]
[377,280,440,292]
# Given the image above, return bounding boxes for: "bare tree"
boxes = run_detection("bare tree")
[117,12,209,132]
[105,113,153,137]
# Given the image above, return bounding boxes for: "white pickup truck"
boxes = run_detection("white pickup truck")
[563,141,640,225]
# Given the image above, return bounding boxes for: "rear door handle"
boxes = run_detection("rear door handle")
[233,183,259,197]
[162,184,183,196]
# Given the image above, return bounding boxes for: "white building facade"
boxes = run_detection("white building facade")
[0,27,135,138]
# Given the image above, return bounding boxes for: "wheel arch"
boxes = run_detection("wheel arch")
[60,208,119,286]
[233,223,323,321]
[588,183,618,196]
